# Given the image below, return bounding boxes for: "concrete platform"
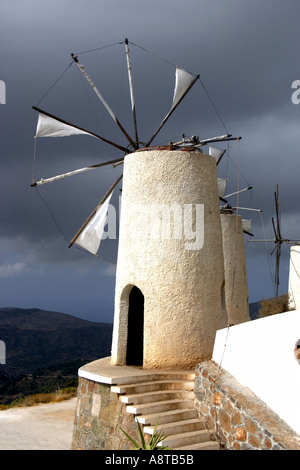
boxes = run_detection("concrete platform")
[78,356,195,385]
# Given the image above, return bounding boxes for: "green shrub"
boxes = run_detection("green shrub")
[121,418,171,450]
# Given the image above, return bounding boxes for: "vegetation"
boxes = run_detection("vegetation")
[0,386,77,410]
[258,293,294,318]
[0,360,81,406]
[121,418,172,450]
[0,307,113,406]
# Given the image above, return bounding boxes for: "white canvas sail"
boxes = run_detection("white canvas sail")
[218,178,227,198]
[146,67,199,147]
[171,67,197,111]
[35,112,92,138]
[242,219,252,234]
[209,146,226,164]
[75,192,113,255]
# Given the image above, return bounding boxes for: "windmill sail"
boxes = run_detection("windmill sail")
[242,219,252,235]
[146,67,199,147]
[33,107,128,152]
[218,178,227,198]
[69,173,123,252]
[74,191,114,255]
[35,111,92,138]
[209,146,226,165]
[172,67,198,110]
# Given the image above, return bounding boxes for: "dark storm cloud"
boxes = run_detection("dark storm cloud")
[0,0,299,319]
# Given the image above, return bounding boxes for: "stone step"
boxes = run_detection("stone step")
[111,379,194,395]
[136,407,198,426]
[113,371,195,386]
[159,429,212,449]
[120,389,194,405]
[126,399,195,416]
[144,418,206,436]
[111,369,219,451]
[174,441,221,450]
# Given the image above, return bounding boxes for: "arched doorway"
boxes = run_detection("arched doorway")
[126,286,144,366]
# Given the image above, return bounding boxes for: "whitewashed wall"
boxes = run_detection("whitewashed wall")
[212,310,300,434]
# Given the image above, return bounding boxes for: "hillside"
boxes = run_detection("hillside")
[0,307,113,405]
[0,304,261,406]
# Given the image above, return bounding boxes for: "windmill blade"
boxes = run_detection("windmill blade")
[31,157,125,187]
[125,38,139,147]
[71,54,137,150]
[271,216,278,241]
[275,243,281,296]
[146,67,199,147]
[224,186,253,199]
[270,242,278,256]
[33,106,129,153]
[275,185,282,241]
[69,173,123,250]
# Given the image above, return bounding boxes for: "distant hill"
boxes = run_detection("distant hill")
[0,303,262,405]
[0,308,113,404]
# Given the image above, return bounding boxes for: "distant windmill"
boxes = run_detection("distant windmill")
[270,185,300,296]
[248,185,300,296]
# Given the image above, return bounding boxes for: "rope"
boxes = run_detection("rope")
[199,78,229,134]
[236,138,240,216]
[34,186,70,244]
[36,61,74,107]
[260,211,276,296]
[218,138,242,370]
[76,42,124,56]
[128,41,179,69]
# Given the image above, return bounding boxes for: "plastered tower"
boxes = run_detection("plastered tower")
[111,149,228,369]
[220,213,250,325]
[288,245,300,310]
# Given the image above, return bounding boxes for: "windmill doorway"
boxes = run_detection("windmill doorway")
[126,286,144,366]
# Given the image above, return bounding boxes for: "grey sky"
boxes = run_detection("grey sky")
[0,0,299,322]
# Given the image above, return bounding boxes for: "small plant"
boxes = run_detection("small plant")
[121,417,172,450]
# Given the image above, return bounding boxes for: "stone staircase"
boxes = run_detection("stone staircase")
[111,371,220,450]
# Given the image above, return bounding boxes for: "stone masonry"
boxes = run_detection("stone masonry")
[71,361,300,450]
[71,377,147,450]
[194,361,300,450]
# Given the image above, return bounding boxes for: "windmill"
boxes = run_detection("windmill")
[31,39,242,258]
[270,185,300,296]
[248,184,300,296]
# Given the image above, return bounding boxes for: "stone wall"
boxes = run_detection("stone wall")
[71,377,144,450]
[194,361,300,450]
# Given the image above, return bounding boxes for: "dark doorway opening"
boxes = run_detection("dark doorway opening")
[126,286,144,366]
